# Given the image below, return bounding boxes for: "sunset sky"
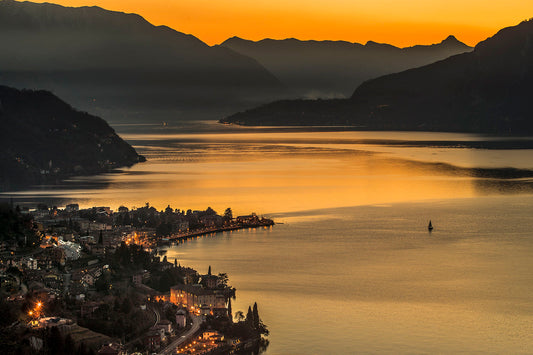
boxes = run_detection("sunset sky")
[32,0,532,46]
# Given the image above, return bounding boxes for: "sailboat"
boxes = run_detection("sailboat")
[428,220,434,231]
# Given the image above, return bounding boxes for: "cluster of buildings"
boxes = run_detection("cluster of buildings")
[139,268,233,352]
[176,331,226,354]
[0,201,267,354]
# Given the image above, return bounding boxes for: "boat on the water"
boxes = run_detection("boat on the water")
[428,220,434,231]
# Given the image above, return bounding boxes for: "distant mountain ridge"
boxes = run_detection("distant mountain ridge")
[0,0,285,117]
[220,19,533,135]
[0,85,144,188]
[221,35,472,98]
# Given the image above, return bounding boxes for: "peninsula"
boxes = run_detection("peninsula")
[0,202,272,354]
[0,85,145,189]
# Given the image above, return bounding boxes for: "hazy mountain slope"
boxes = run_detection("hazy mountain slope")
[0,85,144,188]
[221,19,533,135]
[0,0,285,116]
[221,35,472,97]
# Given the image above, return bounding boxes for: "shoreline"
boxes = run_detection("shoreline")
[159,221,275,245]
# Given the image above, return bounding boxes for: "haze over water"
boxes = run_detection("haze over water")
[5,121,533,214]
[4,121,533,354]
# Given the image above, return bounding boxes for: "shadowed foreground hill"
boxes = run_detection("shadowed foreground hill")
[0,85,145,188]
[222,19,533,135]
[0,0,285,116]
[221,35,472,98]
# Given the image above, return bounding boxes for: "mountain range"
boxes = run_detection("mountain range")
[221,19,533,135]
[0,0,477,122]
[221,35,472,98]
[0,0,285,118]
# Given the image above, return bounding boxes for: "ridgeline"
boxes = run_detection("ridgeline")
[0,85,145,188]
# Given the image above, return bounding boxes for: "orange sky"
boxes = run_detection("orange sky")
[32,0,533,46]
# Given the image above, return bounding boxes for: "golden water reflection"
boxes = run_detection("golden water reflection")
[4,130,533,213]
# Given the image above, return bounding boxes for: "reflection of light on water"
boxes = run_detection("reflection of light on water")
[160,195,533,354]
[2,130,533,212]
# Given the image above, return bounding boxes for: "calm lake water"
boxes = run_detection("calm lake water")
[165,196,533,354]
[3,121,533,354]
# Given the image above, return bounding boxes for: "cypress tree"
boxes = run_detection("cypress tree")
[246,306,254,326]
[208,265,211,276]
[227,298,233,321]
[252,302,260,329]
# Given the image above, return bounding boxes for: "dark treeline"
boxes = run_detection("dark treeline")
[0,203,40,248]
[204,301,269,342]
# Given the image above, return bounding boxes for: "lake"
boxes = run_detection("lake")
[5,122,533,214]
[165,196,533,354]
[3,121,533,353]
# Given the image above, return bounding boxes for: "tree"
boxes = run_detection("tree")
[227,298,233,322]
[95,273,111,293]
[217,273,229,288]
[234,311,245,322]
[208,265,211,276]
[224,208,233,221]
[246,306,254,326]
[252,302,260,329]
[123,212,131,225]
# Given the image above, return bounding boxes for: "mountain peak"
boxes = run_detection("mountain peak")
[440,35,469,47]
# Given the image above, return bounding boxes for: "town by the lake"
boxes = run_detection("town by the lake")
[0,202,273,354]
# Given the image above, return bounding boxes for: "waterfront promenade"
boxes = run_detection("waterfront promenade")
[164,220,274,244]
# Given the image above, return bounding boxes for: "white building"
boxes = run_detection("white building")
[176,308,187,328]
[58,240,81,260]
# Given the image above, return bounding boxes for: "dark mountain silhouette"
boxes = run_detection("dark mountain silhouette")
[0,85,145,188]
[221,35,471,98]
[0,0,285,118]
[221,19,533,135]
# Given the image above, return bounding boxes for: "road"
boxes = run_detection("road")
[158,315,202,355]
[153,305,161,326]
[125,304,160,347]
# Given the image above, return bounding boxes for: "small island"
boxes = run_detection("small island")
[0,202,273,354]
